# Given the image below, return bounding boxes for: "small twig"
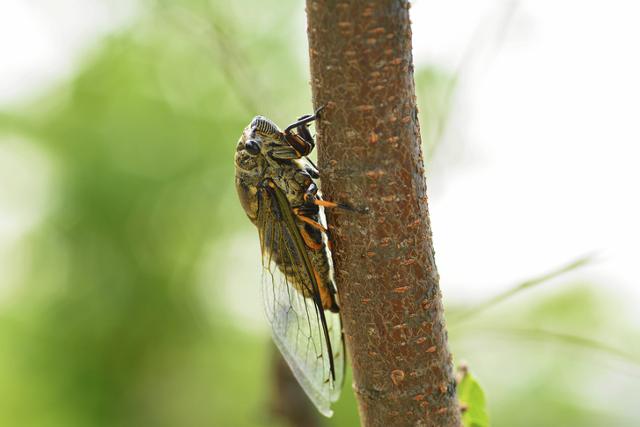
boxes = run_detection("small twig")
[451,254,596,324]
[477,326,640,368]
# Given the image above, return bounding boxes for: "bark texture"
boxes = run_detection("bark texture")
[305,1,461,426]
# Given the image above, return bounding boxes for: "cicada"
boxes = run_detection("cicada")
[234,108,345,416]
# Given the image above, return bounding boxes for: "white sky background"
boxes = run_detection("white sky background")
[412,0,640,310]
[1,0,640,318]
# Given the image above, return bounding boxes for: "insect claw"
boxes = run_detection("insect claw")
[284,107,324,134]
[339,203,368,214]
[336,202,355,211]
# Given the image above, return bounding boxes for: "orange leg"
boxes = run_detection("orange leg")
[299,226,322,250]
[303,192,353,211]
[313,199,339,208]
[293,208,327,233]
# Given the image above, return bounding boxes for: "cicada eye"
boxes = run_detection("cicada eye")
[244,139,261,155]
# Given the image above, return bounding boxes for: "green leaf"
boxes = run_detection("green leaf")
[458,369,490,427]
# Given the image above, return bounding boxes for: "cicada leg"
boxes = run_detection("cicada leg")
[293,206,327,233]
[282,106,325,157]
[303,182,355,212]
[292,209,327,256]
[284,105,325,134]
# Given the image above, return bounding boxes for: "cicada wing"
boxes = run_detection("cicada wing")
[257,183,344,417]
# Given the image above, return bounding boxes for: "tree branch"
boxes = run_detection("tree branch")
[305,1,460,426]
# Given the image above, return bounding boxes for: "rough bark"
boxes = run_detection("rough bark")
[305,1,461,426]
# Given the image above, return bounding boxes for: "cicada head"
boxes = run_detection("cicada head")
[235,130,260,174]
[235,115,286,223]
[234,115,286,172]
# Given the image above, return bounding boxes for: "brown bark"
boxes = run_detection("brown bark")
[305,1,461,426]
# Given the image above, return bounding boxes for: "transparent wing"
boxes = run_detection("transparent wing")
[257,183,344,417]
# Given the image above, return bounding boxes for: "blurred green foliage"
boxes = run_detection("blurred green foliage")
[415,67,455,159]
[0,1,638,427]
[0,2,299,426]
[449,283,640,427]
